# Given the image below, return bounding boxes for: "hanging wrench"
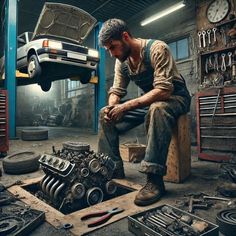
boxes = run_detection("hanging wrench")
[198,31,202,48]
[209,55,213,68]
[212,28,217,42]
[207,29,211,46]
[202,30,206,47]
[227,52,232,67]
[205,57,209,74]
[214,53,219,71]
[221,53,226,71]
[220,28,227,46]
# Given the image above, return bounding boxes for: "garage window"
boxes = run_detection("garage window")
[67,80,87,98]
[168,37,189,61]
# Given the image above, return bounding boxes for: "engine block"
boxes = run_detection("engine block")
[38,141,117,213]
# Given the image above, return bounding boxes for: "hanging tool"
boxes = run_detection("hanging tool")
[81,207,124,227]
[202,30,206,47]
[207,29,211,46]
[212,28,217,42]
[221,53,227,71]
[198,31,202,48]
[211,89,221,126]
[227,52,232,67]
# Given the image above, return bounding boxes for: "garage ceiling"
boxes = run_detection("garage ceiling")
[16,0,160,33]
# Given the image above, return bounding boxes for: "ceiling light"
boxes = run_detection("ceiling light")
[141,1,186,26]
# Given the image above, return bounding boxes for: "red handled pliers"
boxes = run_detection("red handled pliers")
[81,207,124,227]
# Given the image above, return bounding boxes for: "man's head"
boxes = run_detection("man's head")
[98,18,132,62]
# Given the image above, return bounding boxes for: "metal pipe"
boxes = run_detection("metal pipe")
[54,182,65,199]
[49,180,60,199]
[45,177,55,195]
[40,175,47,188]
[41,175,51,192]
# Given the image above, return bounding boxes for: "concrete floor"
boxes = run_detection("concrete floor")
[0,126,233,236]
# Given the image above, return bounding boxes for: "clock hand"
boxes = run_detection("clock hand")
[213,1,222,21]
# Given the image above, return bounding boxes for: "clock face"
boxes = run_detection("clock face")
[206,0,230,23]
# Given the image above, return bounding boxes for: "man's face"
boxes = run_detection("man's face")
[104,39,131,62]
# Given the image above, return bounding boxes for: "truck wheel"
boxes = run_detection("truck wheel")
[2,151,40,174]
[28,55,42,79]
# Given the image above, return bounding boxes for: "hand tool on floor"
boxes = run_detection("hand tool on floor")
[188,196,209,213]
[81,207,124,227]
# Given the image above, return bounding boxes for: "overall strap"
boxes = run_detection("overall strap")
[143,39,156,66]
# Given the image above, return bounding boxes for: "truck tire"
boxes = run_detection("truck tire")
[21,129,48,141]
[2,151,40,174]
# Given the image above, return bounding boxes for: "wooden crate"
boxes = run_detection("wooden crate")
[164,114,191,183]
[120,143,146,163]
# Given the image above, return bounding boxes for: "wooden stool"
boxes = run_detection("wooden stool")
[164,114,191,183]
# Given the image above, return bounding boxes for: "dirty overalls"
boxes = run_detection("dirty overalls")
[98,40,191,176]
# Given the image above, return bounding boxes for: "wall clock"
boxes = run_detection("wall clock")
[206,0,230,23]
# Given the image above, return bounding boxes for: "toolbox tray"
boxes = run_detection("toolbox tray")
[0,189,45,236]
[128,204,219,236]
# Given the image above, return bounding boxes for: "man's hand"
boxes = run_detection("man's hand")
[108,104,127,122]
[104,105,114,122]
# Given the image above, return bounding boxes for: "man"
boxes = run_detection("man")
[98,19,191,206]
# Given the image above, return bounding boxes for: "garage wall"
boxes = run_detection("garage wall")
[110,0,199,143]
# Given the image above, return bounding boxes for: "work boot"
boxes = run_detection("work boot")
[134,174,165,206]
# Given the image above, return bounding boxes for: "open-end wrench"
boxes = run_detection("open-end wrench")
[214,53,219,71]
[198,31,202,48]
[212,28,217,42]
[207,29,211,45]
[221,53,226,71]
[227,52,232,67]
[220,28,227,46]
[202,31,206,47]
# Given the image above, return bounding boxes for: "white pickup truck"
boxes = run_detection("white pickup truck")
[1,3,99,91]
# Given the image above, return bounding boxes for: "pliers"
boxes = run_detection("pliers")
[81,207,124,227]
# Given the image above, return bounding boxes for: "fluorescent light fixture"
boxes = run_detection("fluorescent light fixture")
[141,1,186,26]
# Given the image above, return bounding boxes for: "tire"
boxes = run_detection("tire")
[21,128,48,141]
[62,141,90,151]
[27,54,42,79]
[39,79,52,92]
[2,151,40,174]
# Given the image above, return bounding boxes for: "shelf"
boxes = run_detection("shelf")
[200,45,236,56]
[215,18,236,28]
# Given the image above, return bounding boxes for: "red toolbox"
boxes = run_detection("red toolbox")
[0,90,9,155]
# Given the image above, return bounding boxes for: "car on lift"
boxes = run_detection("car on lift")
[0,3,99,91]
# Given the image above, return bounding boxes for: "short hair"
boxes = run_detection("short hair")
[98,18,132,46]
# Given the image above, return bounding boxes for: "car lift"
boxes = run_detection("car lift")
[4,0,106,137]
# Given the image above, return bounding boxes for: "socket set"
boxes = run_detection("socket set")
[128,204,218,236]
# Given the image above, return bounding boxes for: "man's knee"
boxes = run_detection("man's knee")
[148,101,169,117]
[99,107,107,121]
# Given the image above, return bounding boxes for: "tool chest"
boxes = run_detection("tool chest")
[128,204,218,236]
[196,87,236,161]
[0,90,9,154]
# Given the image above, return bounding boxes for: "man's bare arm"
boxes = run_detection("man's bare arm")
[108,93,121,106]
[108,88,171,121]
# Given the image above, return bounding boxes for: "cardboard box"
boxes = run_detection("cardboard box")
[120,143,146,163]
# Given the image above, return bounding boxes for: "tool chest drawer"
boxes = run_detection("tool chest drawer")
[0,90,9,153]
[196,87,236,161]
[128,204,218,236]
